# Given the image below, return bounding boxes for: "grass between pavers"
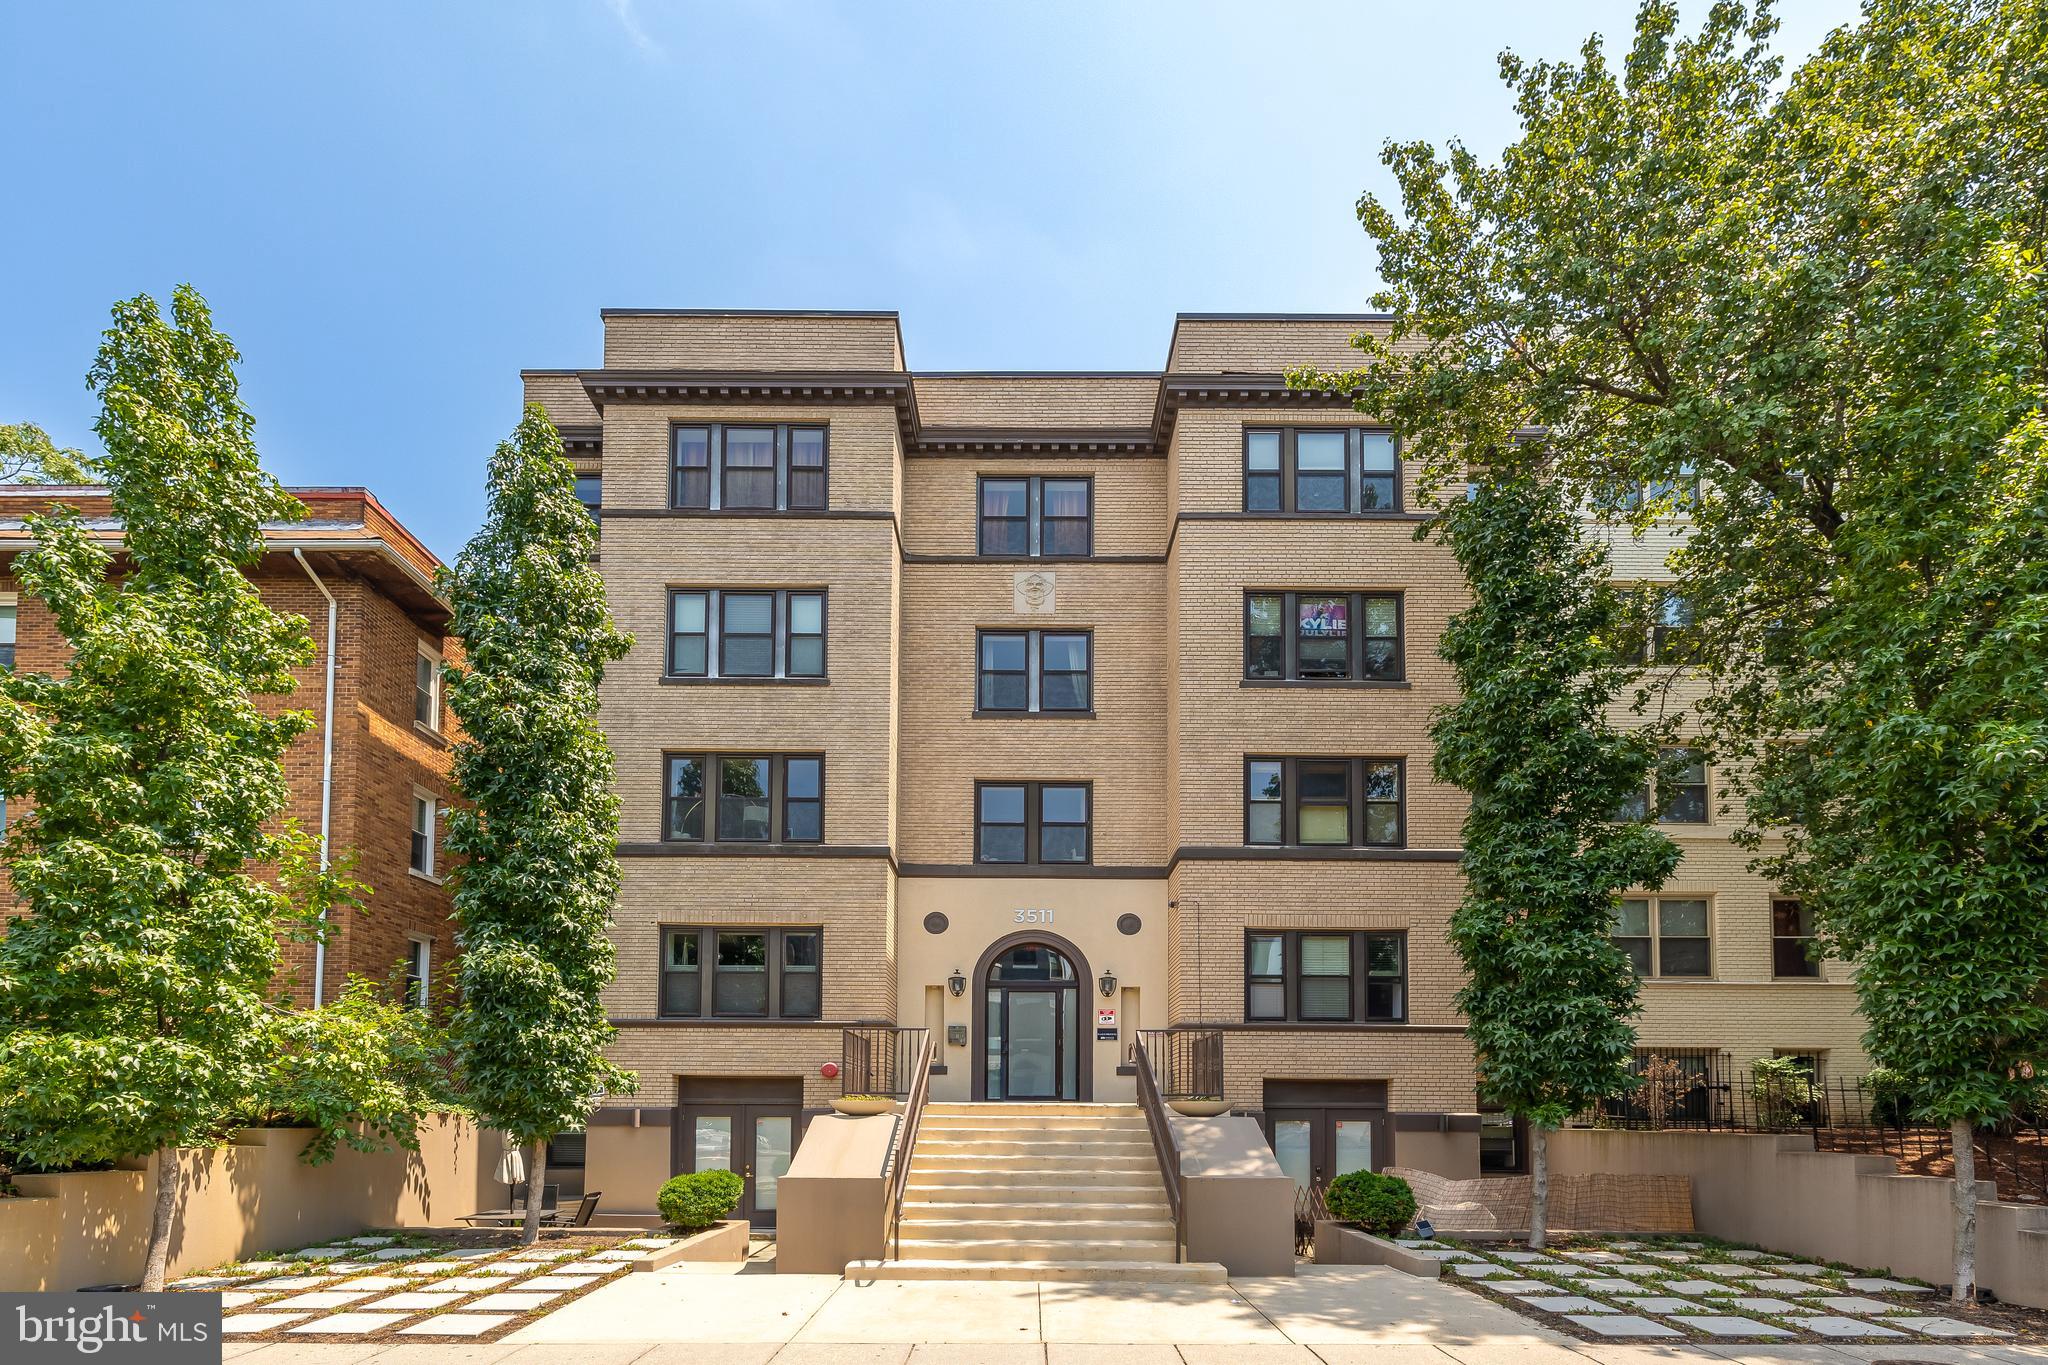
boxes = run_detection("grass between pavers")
[167,1228,686,1344]
[1421,1231,2048,1345]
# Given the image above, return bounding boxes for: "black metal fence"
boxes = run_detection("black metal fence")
[840,1026,929,1099]
[1573,1050,2048,1204]
[1137,1028,1224,1100]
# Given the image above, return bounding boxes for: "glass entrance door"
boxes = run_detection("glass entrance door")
[982,943,1082,1101]
[1264,1106,1385,1195]
[679,1101,799,1230]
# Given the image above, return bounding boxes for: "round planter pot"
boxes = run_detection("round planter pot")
[1167,1098,1232,1118]
[831,1096,899,1117]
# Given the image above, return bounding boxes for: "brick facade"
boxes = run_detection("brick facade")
[0,488,458,1012]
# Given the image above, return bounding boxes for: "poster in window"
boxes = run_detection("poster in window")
[1297,599,1347,637]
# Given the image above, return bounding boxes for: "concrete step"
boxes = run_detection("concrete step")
[900,1217,1178,1240]
[902,1182,1170,1204]
[846,1258,1225,1284]
[906,1166,1158,1187]
[901,1199,1170,1221]
[915,1136,1155,1158]
[896,1237,1180,1262]
[920,1113,1150,1132]
[924,1103,1140,1118]
[912,1151,1158,1170]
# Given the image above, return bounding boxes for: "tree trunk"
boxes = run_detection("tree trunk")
[1951,1119,1978,1304]
[519,1139,549,1247]
[139,1146,181,1292]
[1527,1124,1550,1250]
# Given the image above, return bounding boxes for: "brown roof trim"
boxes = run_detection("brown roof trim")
[1172,312,1396,322]
[576,369,920,441]
[557,424,603,454]
[912,426,1157,455]
[915,370,1164,379]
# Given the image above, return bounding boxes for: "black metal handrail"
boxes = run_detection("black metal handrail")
[1133,1032,1185,1261]
[885,1030,935,1260]
[1137,1028,1224,1100]
[841,1025,928,1099]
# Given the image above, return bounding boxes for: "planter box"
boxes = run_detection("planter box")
[635,1219,750,1271]
[1312,1222,1441,1278]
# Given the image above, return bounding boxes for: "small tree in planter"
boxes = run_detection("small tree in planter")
[1325,1170,1418,1238]
[657,1169,744,1232]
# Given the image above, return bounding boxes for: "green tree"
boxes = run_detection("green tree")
[1431,475,1680,1247]
[443,405,633,1245]
[0,423,94,484]
[0,287,336,1290]
[1300,0,2048,1297]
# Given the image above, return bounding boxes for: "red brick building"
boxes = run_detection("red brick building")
[0,486,459,1010]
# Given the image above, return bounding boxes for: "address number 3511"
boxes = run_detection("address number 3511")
[1012,909,1054,925]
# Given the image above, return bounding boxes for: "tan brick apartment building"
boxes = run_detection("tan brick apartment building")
[0,487,458,1012]
[521,309,1863,1228]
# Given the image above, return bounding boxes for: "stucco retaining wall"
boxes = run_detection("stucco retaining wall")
[1549,1128,2048,1308]
[0,1116,498,1291]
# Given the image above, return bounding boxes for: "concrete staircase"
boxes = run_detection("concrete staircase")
[845,1102,1225,1283]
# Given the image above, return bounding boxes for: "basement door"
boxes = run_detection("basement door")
[675,1077,802,1232]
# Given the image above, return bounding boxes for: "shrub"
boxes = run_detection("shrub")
[1324,1170,1418,1236]
[1750,1055,1814,1130]
[656,1169,745,1230]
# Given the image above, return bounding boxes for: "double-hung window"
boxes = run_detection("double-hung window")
[671,424,828,512]
[977,476,1091,557]
[1245,930,1406,1023]
[977,630,1091,713]
[573,475,602,520]
[404,935,432,1010]
[976,781,1090,864]
[1611,897,1711,977]
[1245,757,1404,848]
[668,589,826,680]
[1772,899,1819,978]
[1243,428,1401,514]
[665,754,824,844]
[415,646,441,731]
[660,926,822,1018]
[409,792,437,877]
[1245,592,1402,683]
[0,601,16,669]
[1615,748,1709,824]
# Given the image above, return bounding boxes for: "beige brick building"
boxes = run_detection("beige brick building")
[521,309,1864,1226]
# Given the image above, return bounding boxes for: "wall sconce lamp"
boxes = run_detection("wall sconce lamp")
[1099,968,1118,999]
[947,968,966,998]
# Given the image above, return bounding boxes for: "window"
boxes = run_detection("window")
[1651,593,1698,663]
[1615,749,1710,824]
[404,935,432,1010]
[1245,592,1402,683]
[1242,428,1401,514]
[415,647,440,731]
[976,476,1091,557]
[977,630,1091,713]
[1478,1109,1525,1173]
[660,927,822,1019]
[667,589,827,680]
[1772,899,1819,978]
[976,781,1090,865]
[1611,897,1711,977]
[663,754,824,844]
[573,475,602,520]
[1244,930,1406,1023]
[670,424,828,512]
[409,793,436,877]
[1244,757,1403,848]
[0,601,15,669]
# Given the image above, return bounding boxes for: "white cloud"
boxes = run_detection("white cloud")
[601,0,664,59]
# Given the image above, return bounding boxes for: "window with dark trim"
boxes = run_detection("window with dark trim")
[0,602,16,670]
[1611,897,1711,977]
[976,781,1090,864]
[667,589,827,680]
[1245,930,1406,1023]
[1478,1109,1526,1173]
[977,476,1092,557]
[1243,428,1401,514]
[670,424,829,512]
[1245,592,1402,683]
[1772,899,1818,978]
[976,629,1092,713]
[664,753,824,844]
[1616,748,1709,824]
[660,926,822,1018]
[573,475,602,521]
[1245,757,1404,848]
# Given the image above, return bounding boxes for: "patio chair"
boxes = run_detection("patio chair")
[511,1181,560,1215]
[547,1192,601,1228]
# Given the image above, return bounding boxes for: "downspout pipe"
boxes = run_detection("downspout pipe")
[293,549,338,1008]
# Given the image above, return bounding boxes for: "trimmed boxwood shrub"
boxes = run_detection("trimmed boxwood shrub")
[656,1169,745,1230]
[1325,1170,1418,1236]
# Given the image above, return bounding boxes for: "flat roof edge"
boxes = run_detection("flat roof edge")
[598,308,902,319]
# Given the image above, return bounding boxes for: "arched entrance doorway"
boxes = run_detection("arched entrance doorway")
[973,933,1091,1101]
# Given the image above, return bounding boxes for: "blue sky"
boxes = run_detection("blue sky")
[2,1,1862,560]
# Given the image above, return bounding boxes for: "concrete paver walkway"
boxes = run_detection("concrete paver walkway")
[216,1263,2048,1364]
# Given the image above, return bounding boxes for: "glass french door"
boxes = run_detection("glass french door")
[1264,1106,1385,1196]
[679,1102,797,1230]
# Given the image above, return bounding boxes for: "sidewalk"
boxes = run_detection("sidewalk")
[218,1263,2048,1364]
